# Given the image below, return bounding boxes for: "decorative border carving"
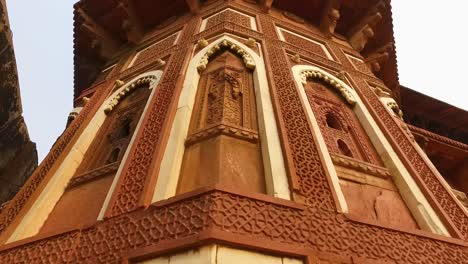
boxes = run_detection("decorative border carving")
[200,8,257,32]
[104,21,199,217]
[3,2,468,263]
[0,189,466,263]
[197,39,256,72]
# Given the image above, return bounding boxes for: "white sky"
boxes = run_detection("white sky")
[6,0,468,162]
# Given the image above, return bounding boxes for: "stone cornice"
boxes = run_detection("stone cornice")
[409,124,468,152]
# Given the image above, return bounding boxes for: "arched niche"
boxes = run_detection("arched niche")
[197,39,256,72]
[6,71,163,243]
[153,35,290,202]
[291,65,450,236]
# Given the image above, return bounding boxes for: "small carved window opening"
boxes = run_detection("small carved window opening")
[116,118,132,139]
[337,139,353,158]
[107,148,121,164]
[325,112,343,130]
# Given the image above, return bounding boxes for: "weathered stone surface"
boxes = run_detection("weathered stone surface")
[0,0,38,205]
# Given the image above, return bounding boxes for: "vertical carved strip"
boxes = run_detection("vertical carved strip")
[258,15,335,209]
[106,20,198,217]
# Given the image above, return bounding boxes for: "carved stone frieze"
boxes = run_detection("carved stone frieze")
[408,124,468,152]
[0,189,467,263]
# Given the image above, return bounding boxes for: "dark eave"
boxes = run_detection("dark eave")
[73,0,400,98]
[72,0,190,98]
[273,0,399,94]
[401,86,468,144]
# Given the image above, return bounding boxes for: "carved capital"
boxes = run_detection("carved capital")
[246,38,256,47]
[198,38,209,48]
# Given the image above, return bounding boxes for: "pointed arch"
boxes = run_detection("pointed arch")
[197,39,256,72]
[291,64,450,236]
[300,69,356,105]
[6,71,163,243]
[104,75,160,114]
[153,35,290,202]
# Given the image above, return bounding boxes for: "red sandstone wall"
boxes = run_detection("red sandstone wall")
[0,1,467,263]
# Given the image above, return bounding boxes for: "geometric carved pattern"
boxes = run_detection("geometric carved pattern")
[345,53,373,75]
[260,18,336,207]
[0,190,466,263]
[2,2,468,264]
[129,33,179,69]
[281,30,331,60]
[205,9,252,31]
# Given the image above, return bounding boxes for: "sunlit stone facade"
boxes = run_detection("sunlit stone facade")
[0,1,467,263]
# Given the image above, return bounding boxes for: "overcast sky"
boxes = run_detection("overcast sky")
[6,0,468,162]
